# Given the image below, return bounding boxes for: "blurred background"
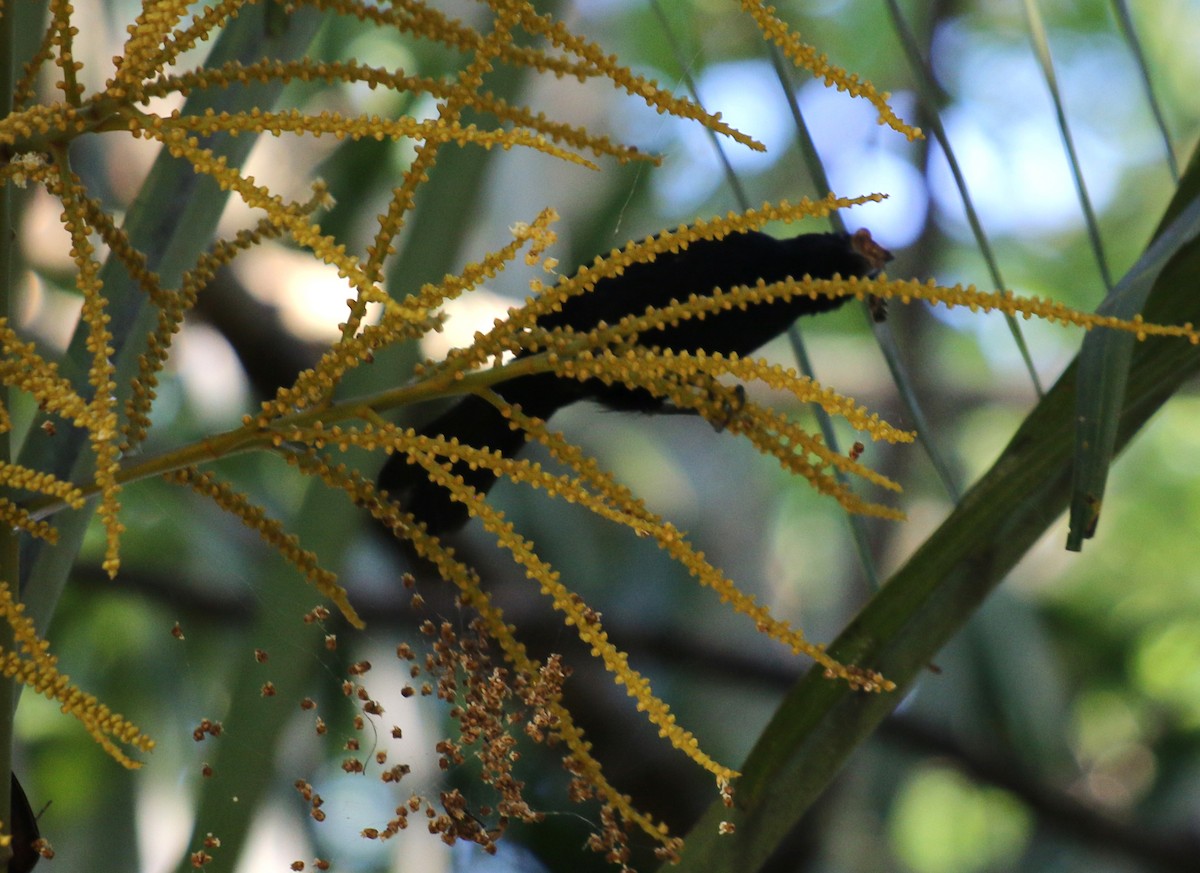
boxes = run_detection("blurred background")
[10,0,1200,871]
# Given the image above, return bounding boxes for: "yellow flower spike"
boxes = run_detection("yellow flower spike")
[489,271,907,518]
[58,185,276,450]
[0,464,86,509]
[13,2,64,109]
[253,307,442,427]
[165,467,364,629]
[114,0,195,87]
[49,164,124,577]
[126,185,331,447]
[854,276,1200,343]
[414,207,561,316]
[0,322,91,428]
[479,193,885,356]
[123,215,271,450]
[742,0,922,141]
[361,0,524,296]
[623,345,913,446]
[163,108,601,169]
[144,61,650,168]
[0,498,60,544]
[539,345,906,519]
[504,0,764,152]
[0,581,153,767]
[136,123,392,337]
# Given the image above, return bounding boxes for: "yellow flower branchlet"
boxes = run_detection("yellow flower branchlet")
[165,107,603,169]
[740,0,923,142]
[360,0,527,307]
[142,60,648,168]
[122,220,266,449]
[145,1,244,75]
[13,5,60,109]
[471,193,887,362]
[547,347,906,521]
[0,498,59,544]
[858,275,1200,342]
[502,0,765,152]
[252,207,560,427]
[72,188,163,309]
[251,303,443,429]
[500,407,895,692]
[140,125,379,295]
[128,185,330,449]
[325,0,764,149]
[48,0,84,108]
[0,465,85,509]
[111,0,194,90]
[0,322,91,429]
[414,207,561,313]
[51,163,125,578]
[683,351,909,444]
[0,580,153,769]
[164,466,364,629]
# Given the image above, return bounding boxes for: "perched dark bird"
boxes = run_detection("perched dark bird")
[379,227,892,533]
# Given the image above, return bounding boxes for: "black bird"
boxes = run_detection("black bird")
[379,227,892,533]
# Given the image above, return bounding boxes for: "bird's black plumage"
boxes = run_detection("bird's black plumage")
[379,228,891,533]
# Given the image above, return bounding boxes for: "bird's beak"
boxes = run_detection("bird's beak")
[850,227,893,275]
[850,228,893,323]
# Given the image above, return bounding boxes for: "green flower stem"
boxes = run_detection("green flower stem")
[21,345,579,521]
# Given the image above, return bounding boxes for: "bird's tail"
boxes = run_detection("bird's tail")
[377,373,573,534]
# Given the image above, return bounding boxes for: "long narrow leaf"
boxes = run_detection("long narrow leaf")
[1110,0,1178,181]
[1022,0,1114,291]
[1066,192,1200,549]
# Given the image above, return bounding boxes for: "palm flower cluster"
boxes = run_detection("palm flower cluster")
[0,0,1195,868]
